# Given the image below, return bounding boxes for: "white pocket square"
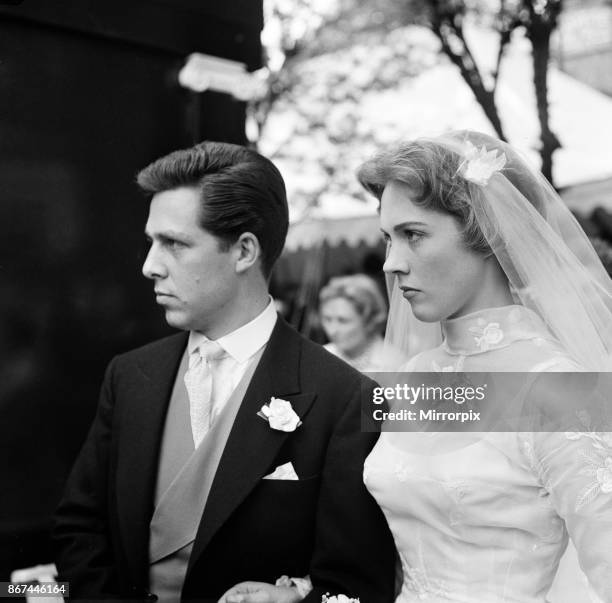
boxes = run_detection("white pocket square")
[263,461,299,480]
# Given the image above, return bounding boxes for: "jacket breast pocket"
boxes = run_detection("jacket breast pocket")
[254,473,321,502]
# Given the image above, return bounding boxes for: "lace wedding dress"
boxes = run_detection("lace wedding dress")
[364,305,612,602]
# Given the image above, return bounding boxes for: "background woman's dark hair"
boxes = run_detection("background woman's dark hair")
[137,141,289,278]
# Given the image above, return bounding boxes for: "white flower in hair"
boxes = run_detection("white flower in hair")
[459,141,507,186]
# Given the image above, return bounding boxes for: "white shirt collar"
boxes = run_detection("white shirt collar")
[187,297,278,363]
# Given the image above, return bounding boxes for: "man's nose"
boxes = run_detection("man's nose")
[142,244,166,280]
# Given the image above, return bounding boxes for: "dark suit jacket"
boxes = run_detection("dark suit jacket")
[54,317,396,602]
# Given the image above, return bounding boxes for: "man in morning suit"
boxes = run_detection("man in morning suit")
[53,142,396,603]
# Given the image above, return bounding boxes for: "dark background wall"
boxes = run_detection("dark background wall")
[0,0,263,578]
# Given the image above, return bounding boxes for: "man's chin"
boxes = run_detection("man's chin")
[163,310,191,331]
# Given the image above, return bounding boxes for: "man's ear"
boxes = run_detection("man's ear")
[234,232,261,274]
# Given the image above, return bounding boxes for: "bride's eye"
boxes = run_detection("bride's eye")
[404,229,424,243]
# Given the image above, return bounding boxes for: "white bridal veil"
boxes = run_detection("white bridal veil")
[379,131,612,371]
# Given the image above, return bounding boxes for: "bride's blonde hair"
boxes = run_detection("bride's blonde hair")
[356,131,545,255]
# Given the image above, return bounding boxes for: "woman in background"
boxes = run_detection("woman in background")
[319,274,404,371]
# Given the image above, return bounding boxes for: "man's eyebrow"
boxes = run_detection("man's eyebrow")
[144,229,194,242]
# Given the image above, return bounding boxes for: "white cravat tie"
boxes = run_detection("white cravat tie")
[184,339,226,448]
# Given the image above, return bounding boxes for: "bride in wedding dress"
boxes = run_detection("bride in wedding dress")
[357,131,612,603]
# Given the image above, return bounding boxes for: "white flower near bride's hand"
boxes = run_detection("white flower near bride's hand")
[322,594,360,603]
[459,141,507,186]
[258,397,301,432]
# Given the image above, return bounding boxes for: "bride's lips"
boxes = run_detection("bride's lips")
[400,286,420,300]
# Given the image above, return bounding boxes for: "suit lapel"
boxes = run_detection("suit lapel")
[116,332,188,585]
[187,319,316,575]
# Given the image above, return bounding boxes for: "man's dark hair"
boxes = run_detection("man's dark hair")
[137,141,289,278]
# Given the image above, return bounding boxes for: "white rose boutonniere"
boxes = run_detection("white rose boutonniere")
[257,397,302,432]
[322,594,360,603]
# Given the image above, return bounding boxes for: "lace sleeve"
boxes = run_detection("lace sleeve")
[521,426,612,602]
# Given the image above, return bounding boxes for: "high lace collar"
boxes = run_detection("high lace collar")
[441,305,552,356]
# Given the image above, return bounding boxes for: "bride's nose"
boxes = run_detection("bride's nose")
[383,243,409,275]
